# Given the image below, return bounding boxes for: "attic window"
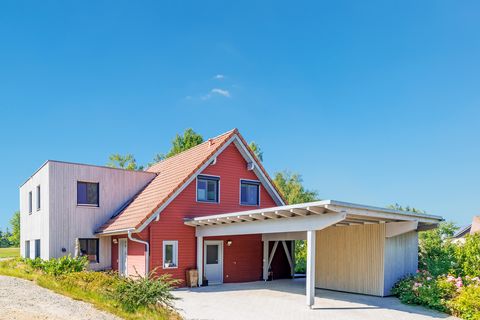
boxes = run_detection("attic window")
[197,175,219,203]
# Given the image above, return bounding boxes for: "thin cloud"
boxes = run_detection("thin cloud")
[201,88,231,100]
[214,74,225,80]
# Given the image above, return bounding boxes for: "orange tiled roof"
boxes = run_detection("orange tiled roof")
[96,128,285,234]
[96,129,238,233]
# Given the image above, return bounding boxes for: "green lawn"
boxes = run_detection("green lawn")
[0,247,20,258]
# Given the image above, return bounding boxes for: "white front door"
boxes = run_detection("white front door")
[118,238,128,276]
[204,240,223,284]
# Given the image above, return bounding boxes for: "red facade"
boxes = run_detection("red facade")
[111,143,289,284]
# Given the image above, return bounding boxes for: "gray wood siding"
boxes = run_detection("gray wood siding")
[20,163,50,259]
[48,162,155,270]
[315,224,386,296]
[383,231,418,295]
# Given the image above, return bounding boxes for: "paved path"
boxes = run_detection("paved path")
[174,278,459,320]
[0,275,119,320]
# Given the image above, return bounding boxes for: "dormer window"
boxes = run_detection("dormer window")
[197,175,219,203]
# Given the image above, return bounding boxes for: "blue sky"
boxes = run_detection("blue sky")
[0,1,479,229]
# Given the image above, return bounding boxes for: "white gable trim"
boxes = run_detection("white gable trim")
[135,134,284,233]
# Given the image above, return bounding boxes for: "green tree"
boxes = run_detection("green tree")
[456,233,480,277]
[148,128,204,167]
[166,128,204,158]
[419,222,458,276]
[8,211,20,247]
[107,154,142,171]
[273,171,318,273]
[273,171,318,205]
[388,203,426,214]
[249,142,263,161]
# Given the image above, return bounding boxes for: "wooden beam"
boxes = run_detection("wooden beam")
[239,215,254,222]
[262,212,278,219]
[291,208,308,216]
[386,220,418,238]
[249,214,266,220]
[263,240,269,281]
[306,206,325,214]
[268,241,279,268]
[275,210,293,218]
[282,241,294,277]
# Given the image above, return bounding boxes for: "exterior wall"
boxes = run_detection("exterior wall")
[205,235,263,283]
[48,161,154,270]
[20,163,50,260]
[145,143,278,284]
[383,231,418,295]
[315,224,386,296]
[19,161,155,271]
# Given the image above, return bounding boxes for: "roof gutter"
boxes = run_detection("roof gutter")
[127,230,150,276]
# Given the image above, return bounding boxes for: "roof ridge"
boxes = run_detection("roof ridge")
[146,128,238,172]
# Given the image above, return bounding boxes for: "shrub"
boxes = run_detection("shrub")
[418,222,458,277]
[456,234,480,278]
[59,270,121,295]
[449,283,480,320]
[392,272,457,312]
[24,255,88,276]
[114,270,181,312]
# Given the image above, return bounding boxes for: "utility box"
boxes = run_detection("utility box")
[186,269,199,287]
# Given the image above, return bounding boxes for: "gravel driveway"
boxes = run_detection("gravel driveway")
[0,275,120,320]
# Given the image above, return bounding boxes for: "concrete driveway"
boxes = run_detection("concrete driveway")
[174,278,458,320]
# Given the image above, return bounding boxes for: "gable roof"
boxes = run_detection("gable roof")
[96,129,285,234]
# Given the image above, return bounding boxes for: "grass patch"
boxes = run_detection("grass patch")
[0,247,19,258]
[0,259,181,320]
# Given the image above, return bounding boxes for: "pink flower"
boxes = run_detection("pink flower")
[416,270,420,273]
[427,277,432,281]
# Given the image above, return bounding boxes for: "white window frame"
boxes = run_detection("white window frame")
[36,185,41,211]
[163,240,178,269]
[28,191,32,214]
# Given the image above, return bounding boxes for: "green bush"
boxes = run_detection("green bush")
[418,222,458,277]
[449,283,480,320]
[114,270,181,312]
[24,255,88,276]
[392,272,457,312]
[456,234,480,278]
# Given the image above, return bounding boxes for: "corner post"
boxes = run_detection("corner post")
[263,240,269,280]
[306,230,316,307]
[197,236,203,286]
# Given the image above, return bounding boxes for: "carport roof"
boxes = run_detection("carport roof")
[184,200,443,229]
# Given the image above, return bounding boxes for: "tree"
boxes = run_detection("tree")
[249,142,263,161]
[165,128,204,158]
[273,171,318,273]
[8,211,20,247]
[273,171,318,205]
[388,203,426,214]
[148,128,204,167]
[107,154,142,171]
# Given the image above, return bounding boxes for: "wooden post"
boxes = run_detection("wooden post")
[263,240,269,280]
[306,230,316,307]
[197,236,203,286]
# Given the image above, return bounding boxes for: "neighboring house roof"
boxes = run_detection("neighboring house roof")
[453,225,471,239]
[452,216,480,239]
[96,128,285,234]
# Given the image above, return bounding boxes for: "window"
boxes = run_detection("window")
[240,180,260,206]
[36,185,41,210]
[77,182,99,206]
[34,239,40,258]
[206,244,219,265]
[163,240,178,269]
[28,191,32,213]
[197,176,219,203]
[25,240,30,259]
[79,238,99,263]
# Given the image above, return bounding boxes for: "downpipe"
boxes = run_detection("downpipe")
[127,230,150,276]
